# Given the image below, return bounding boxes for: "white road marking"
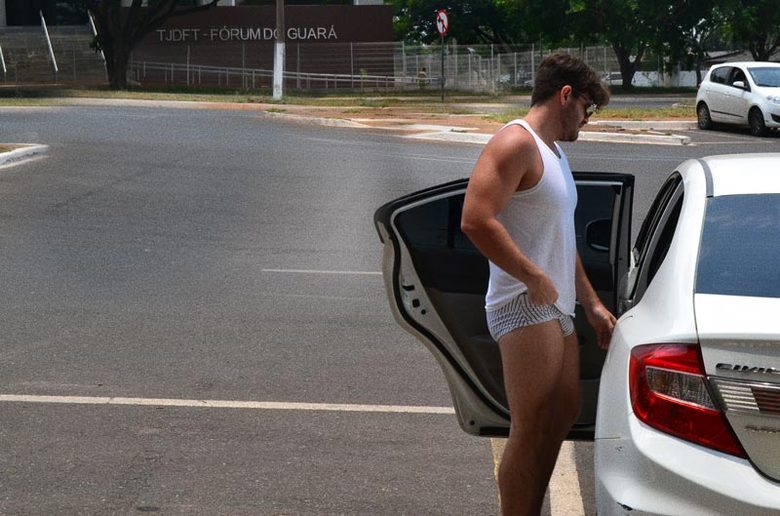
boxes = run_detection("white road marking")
[548,441,586,515]
[490,438,586,515]
[490,438,505,483]
[0,155,48,170]
[0,394,455,414]
[262,268,381,276]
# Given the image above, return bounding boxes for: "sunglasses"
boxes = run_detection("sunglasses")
[570,88,599,117]
[576,93,598,117]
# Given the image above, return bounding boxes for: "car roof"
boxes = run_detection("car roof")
[711,61,780,69]
[696,154,780,196]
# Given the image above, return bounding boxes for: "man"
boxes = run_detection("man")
[460,54,615,515]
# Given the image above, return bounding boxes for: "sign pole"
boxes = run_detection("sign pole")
[435,10,449,103]
[440,34,445,102]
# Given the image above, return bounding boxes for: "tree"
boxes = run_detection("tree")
[87,0,219,89]
[723,0,780,61]
[518,0,574,48]
[392,0,519,49]
[659,1,729,84]
[569,0,665,89]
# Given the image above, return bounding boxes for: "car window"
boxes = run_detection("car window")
[646,192,683,285]
[709,66,732,85]
[634,173,681,264]
[748,67,780,87]
[696,194,780,298]
[632,180,684,303]
[729,68,748,87]
[396,194,475,252]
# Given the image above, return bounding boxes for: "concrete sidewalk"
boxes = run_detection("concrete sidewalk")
[264,110,695,146]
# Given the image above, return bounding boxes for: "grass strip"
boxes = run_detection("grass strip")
[0,86,505,106]
[485,104,694,124]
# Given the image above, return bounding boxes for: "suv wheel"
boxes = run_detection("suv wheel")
[749,108,768,137]
[697,103,713,130]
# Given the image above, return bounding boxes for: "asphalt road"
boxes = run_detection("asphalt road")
[0,105,776,515]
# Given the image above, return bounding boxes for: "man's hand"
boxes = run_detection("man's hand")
[585,302,616,350]
[526,271,559,306]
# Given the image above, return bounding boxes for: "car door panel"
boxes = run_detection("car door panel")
[723,67,751,122]
[375,173,634,438]
[704,66,736,121]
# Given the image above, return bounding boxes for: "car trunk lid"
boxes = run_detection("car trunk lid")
[696,293,780,481]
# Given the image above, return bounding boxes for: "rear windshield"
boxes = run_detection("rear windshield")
[696,194,780,298]
[748,67,780,87]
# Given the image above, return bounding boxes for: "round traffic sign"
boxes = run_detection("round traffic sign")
[435,10,449,36]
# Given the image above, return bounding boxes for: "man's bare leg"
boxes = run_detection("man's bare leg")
[496,322,581,516]
[536,331,581,496]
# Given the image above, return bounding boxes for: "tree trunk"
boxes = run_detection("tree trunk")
[104,44,130,89]
[750,40,779,61]
[612,43,646,89]
[90,1,219,90]
[613,44,636,89]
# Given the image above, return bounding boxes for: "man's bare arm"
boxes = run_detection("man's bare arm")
[575,253,616,349]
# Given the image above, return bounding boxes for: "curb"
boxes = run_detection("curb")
[262,111,371,128]
[590,120,698,131]
[405,131,491,144]
[0,144,49,166]
[404,129,690,146]
[578,131,691,145]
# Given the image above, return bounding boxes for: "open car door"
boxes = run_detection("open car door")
[374,173,634,438]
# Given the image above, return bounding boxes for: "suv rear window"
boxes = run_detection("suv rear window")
[696,194,780,298]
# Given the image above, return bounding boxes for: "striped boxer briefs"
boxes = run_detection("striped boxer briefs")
[486,292,575,342]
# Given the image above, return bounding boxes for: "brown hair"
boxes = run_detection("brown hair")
[531,53,610,108]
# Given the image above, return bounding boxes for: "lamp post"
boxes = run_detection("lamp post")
[273,0,285,100]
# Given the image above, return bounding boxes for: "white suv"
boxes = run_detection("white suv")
[696,61,780,136]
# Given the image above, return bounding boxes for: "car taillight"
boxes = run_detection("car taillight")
[629,344,746,458]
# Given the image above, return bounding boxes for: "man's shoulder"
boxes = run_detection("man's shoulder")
[487,122,537,158]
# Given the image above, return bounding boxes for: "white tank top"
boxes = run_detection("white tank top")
[484,119,578,316]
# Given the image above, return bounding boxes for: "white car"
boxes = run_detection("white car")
[374,154,780,514]
[602,71,625,86]
[696,61,780,136]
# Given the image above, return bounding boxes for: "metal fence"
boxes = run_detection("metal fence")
[0,24,106,86]
[128,41,706,92]
[397,43,625,91]
[126,59,417,91]
[2,28,718,91]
